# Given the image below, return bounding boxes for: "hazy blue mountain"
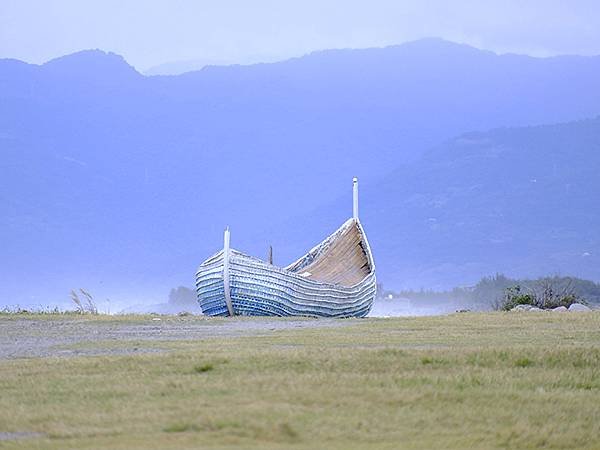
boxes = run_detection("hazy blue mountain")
[274,117,600,290]
[2,39,600,306]
[143,52,282,75]
[144,58,233,76]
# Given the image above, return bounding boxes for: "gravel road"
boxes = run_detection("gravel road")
[0,315,357,360]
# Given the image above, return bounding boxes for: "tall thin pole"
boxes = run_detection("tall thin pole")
[223,227,234,316]
[353,177,359,221]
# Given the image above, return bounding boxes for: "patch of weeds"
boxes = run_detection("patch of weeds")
[192,419,252,437]
[70,288,99,314]
[515,357,533,368]
[457,375,483,390]
[496,351,510,362]
[467,350,511,368]
[193,363,214,373]
[466,353,483,366]
[468,376,482,387]
[378,348,406,357]
[1,306,74,315]
[213,419,245,432]
[163,423,199,433]
[420,355,447,365]
[278,422,299,440]
[570,352,600,368]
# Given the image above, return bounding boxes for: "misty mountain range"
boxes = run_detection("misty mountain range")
[143,53,284,76]
[2,38,600,307]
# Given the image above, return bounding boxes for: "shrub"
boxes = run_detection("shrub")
[499,285,536,311]
[515,357,533,368]
[498,279,585,310]
[535,279,583,309]
[193,363,214,373]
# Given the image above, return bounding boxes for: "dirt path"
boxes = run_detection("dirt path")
[0,315,358,360]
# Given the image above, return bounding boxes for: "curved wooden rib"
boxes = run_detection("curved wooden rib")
[286,219,371,285]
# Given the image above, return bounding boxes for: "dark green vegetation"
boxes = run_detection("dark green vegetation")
[1,313,599,449]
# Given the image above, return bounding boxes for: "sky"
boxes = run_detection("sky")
[1,0,600,71]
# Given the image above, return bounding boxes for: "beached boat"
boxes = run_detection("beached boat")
[195,178,376,317]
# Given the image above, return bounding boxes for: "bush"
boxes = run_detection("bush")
[193,364,214,373]
[499,286,536,311]
[535,279,582,309]
[515,357,533,368]
[498,279,585,311]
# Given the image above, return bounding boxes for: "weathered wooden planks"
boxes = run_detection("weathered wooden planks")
[195,218,376,318]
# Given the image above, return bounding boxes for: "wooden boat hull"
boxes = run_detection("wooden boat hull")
[196,219,376,317]
[196,251,375,317]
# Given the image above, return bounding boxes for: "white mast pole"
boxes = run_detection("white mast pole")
[223,227,234,316]
[353,177,359,221]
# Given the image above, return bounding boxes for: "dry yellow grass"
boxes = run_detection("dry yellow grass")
[0,312,599,449]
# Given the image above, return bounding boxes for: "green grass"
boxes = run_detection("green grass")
[1,312,599,449]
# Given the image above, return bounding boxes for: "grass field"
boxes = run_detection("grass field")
[1,312,599,449]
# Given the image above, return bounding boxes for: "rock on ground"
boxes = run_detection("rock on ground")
[511,304,595,312]
[568,303,592,312]
[511,304,534,311]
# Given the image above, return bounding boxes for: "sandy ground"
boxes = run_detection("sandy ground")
[0,316,357,360]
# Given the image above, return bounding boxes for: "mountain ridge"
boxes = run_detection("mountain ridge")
[5,37,600,77]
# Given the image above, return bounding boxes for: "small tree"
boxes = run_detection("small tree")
[533,278,582,309]
[498,285,536,311]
